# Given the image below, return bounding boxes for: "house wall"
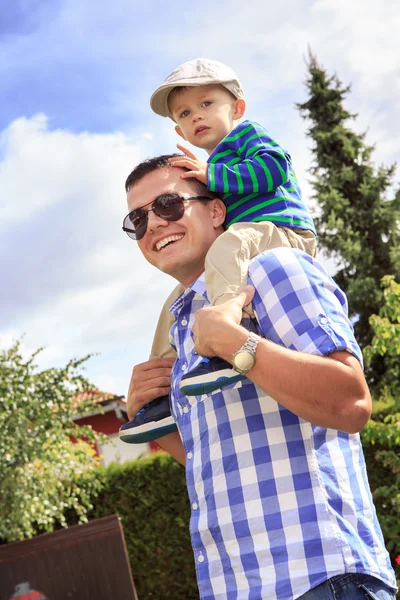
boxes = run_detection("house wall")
[76,411,124,435]
[98,433,149,467]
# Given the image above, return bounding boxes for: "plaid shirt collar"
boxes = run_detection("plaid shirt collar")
[169,273,208,317]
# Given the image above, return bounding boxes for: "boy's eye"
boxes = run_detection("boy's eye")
[180,110,190,118]
[202,101,212,107]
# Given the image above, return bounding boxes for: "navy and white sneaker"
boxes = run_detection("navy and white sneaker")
[179,357,245,396]
[119,395,177,444]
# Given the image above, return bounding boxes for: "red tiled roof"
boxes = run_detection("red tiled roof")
[73,389,126,408]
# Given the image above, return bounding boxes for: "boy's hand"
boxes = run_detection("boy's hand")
[168,144,208,186]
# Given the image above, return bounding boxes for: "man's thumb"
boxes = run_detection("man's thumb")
[237,285,255,307]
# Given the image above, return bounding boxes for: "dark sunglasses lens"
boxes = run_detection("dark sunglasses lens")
[154,195,185,221]
[131,211,148,240]
[123,210,147,240]
[123,195,186,241]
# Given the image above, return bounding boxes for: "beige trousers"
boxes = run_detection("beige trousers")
[150,223,317,360]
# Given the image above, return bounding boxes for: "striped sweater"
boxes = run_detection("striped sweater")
[207,119,316,233]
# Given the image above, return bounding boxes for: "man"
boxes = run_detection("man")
[123,155,397,599]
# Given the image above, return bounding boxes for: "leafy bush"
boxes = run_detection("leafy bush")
[0,340,104,541]
[362,418,400,596]
[362,419,400,550]
[362,276,400,592]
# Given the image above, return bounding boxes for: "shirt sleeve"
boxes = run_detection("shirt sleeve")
[248,248,363,365]
[208,121,292,196]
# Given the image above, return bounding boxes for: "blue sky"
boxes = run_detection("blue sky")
[1,0,399,395]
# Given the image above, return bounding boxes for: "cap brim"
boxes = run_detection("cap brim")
[150,79,218,118]
[150,84,179,118]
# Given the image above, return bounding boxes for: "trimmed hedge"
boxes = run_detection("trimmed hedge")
[91,453,198,600]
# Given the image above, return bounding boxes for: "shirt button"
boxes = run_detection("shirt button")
[183,406,189,414]
[181,364,186,370]
[181,318,188,326]
[198,553,205,563]
[192,502,198,510]
[320,317,329,325]
[187,452,193,460]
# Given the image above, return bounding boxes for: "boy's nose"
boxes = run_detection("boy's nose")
[192,112,203,123]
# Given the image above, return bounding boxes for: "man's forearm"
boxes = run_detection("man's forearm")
[198,318,371,434]
[249,337,370,433]
[156,431,186,466]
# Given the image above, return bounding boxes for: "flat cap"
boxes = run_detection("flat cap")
[150,58,244,118]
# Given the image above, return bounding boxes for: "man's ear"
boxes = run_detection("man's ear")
[233,98,246,120]
[175,125,187,141]
[211,198,226,228]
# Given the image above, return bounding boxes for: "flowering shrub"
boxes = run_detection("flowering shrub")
[0,340,105,541]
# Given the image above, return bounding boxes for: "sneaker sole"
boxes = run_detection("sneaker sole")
[180,370,245,396]
[119,416,177,444]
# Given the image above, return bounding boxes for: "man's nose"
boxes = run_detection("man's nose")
[147,208,168,232]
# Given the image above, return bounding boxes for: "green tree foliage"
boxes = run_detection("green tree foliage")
[364,275,400,400]
[0,340,104,542]
[297,52,400,386]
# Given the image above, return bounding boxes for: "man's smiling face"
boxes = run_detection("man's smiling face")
[127,166,225,286]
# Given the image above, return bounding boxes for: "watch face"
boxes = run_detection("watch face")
[234,351,255,373]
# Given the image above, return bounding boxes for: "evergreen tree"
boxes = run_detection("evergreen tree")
[297,52,400,387]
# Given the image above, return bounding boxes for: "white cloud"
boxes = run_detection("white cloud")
[0,115,177,394]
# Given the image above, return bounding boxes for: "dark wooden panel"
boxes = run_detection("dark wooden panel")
[0,515,138,600]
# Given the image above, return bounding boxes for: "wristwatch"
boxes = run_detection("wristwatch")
[232,332,261,374]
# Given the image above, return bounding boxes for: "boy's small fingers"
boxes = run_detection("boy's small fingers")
[177,143,196,158]
[170,157,192,167]
[168,155,188,163]
[170,162,188,170]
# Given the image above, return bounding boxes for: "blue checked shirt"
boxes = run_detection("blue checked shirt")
[168,248,396,600]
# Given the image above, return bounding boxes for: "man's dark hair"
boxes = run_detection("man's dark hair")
[125,153,217,199]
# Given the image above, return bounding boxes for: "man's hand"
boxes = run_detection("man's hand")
[168,145,208,186]
[126,358,175,419]
[192,286,255,357]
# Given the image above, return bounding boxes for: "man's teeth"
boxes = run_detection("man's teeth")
[156,235,184,251]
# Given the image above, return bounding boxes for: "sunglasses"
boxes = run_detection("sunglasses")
[122,193,213,241]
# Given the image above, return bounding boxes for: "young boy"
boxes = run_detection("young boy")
[119,58,316,444]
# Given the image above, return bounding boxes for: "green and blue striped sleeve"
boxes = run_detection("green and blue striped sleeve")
[208,121,291,195]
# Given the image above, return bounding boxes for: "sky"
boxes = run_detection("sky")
[1,0,399,397]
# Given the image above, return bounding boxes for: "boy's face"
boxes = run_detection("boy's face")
[169,84,245,154]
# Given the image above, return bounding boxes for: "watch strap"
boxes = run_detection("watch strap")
[240,331,260,354]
